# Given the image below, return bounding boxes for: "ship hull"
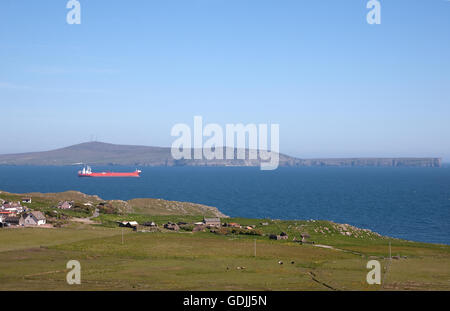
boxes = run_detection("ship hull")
[78,172,141,178]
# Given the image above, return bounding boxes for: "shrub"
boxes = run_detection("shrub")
[97,202,120,214]
[211,227,263,236]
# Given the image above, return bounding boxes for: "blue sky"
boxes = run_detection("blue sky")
[0,0,449,160]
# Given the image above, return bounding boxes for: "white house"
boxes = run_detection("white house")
[57,201,73,210]
[119,221,138,228]
[3,208,18,216]
[22,197,32,204]
[202,217,221,227]
[22,211,46,226]
[1,202,23,213]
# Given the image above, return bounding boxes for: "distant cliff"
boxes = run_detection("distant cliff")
[293,157,442,167]
[0,142,442,167]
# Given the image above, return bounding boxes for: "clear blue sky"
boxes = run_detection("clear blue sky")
[1,0,449,160]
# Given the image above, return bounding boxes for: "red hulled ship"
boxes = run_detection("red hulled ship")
[78,166,141,178]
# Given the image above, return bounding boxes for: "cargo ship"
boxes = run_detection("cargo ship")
[78,165,141,178]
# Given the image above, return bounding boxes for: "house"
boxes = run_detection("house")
[57,201,73,210]
[118,221,138,228]
[138,221,159,232]
[4,216,21,226]
[2,202,23,213]
[22,211,46,226]
[203,217,221,227]
[143,221,157,227]
[0,213,6,223]
[164,222,180,231]
[2,207,21,215]
[269,232,289,240]
[279,232,288,239]
[0,210,16,218]
[22,197,32,204]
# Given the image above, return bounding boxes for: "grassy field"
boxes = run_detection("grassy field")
[1,190,449,291]
[0,221,449,290]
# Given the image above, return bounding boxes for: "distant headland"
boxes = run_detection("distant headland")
[0,142,442,167]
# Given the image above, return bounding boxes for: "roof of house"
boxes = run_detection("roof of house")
[3,202,22,208]
[120,221,138,226]
[203,217,221,222]
[29,211,46,220]
[5,216,20,222]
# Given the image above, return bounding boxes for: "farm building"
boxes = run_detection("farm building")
[57,201,73,210]
[202,217,221,227]
[143,221,157,227]
[22,197,32,204]
[0,211,16,218]
[22,211,46,226]
[118,221,139,228]
[269,232,289,240]
[164,222,180,231]
[1,202,23,214]
[4,216,21,226]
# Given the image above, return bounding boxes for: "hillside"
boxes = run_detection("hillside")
[0,141,442,167]
[0,190,226,218]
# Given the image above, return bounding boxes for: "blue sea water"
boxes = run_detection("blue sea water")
[0,166,449,245]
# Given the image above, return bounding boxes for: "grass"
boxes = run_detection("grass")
[1,190,449,291]
[0,222,448,290]
[0,224,120,252]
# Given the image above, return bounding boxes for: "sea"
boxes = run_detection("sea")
[0,165,449,245]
